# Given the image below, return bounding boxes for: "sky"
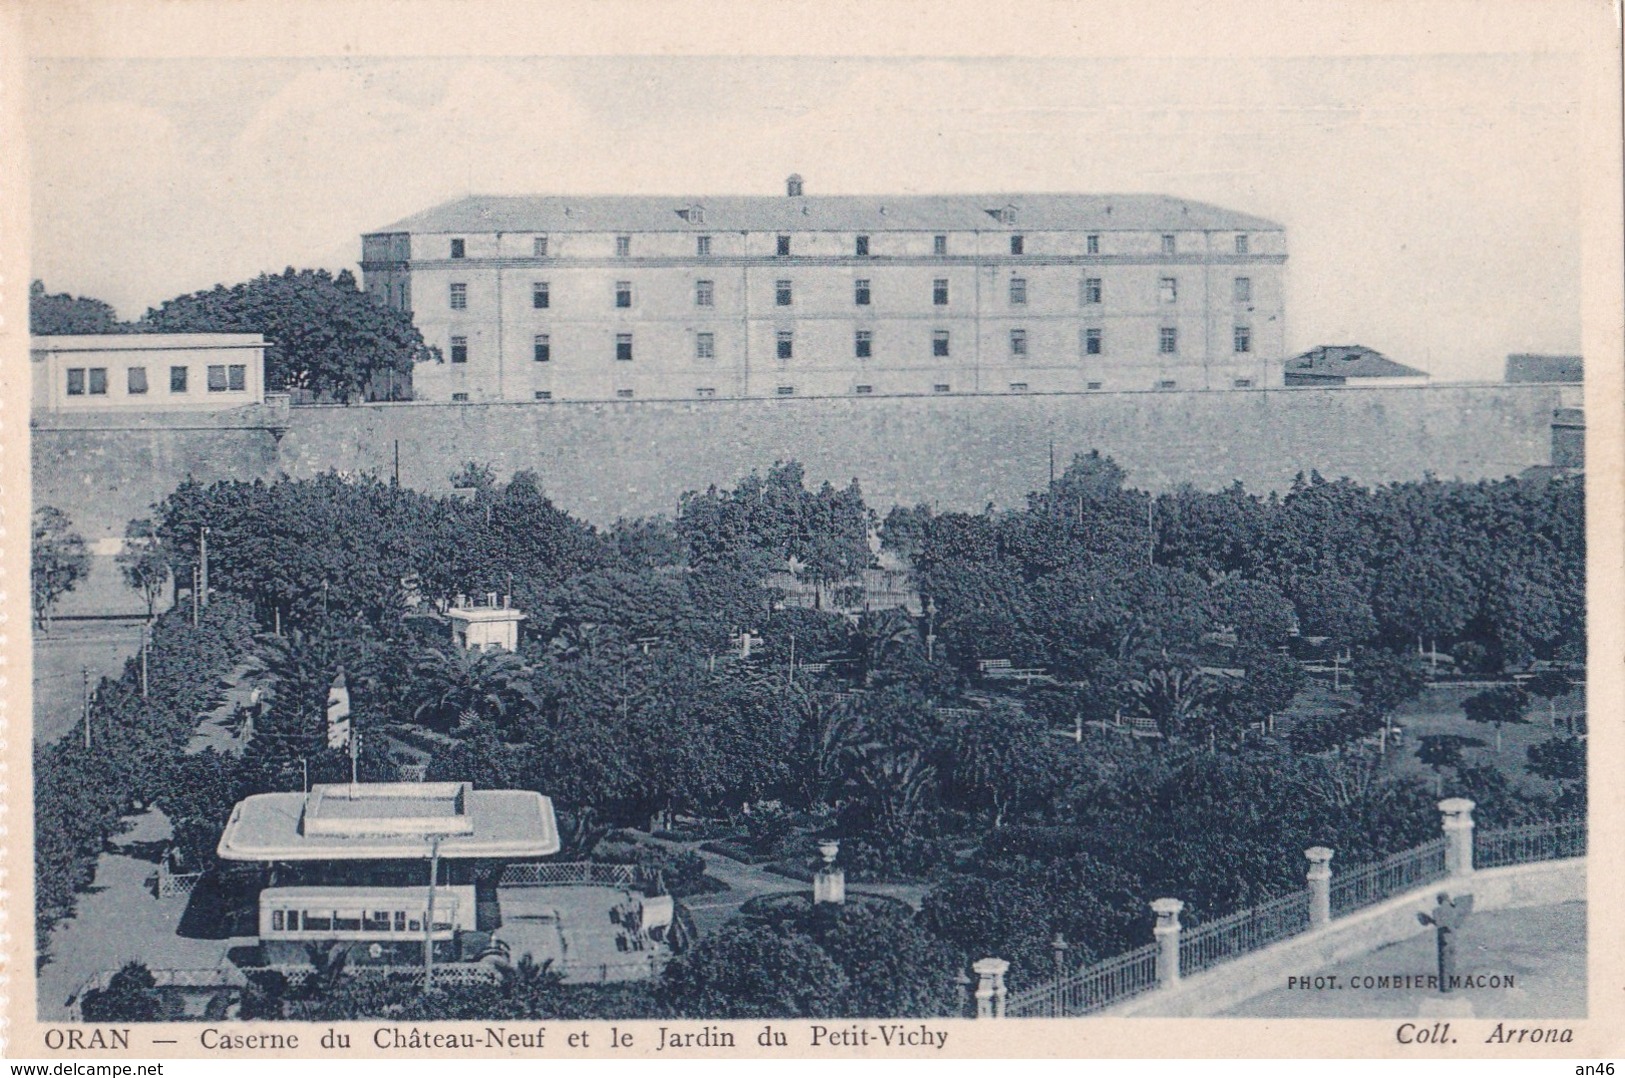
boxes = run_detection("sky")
[27,53,1583,382]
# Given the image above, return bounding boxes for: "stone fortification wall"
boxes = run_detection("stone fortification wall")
[273,384,1565,524]
[33,385,1565,546]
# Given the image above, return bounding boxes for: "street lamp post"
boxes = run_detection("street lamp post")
[424,836,443,991]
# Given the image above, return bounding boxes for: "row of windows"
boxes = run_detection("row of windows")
[65,364,248,396]
[446,233,1255,260]
[472,275,1254,312]
[268,907,452,934]
[453,325,1255,365]
[518,376,1256,403]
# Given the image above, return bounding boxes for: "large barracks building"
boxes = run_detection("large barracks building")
[362,176,1286,403]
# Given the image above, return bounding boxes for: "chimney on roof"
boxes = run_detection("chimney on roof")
[786,174,804,198]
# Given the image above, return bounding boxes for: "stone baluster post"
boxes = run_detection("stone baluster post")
[1151,898,1184,989]
[973,958,1009,1018]
[1438,798,1476,878]
[1305,847,1334,928]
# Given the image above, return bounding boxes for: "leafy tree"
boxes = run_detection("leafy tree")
[1525,671,1573,729]
[30,279,124,335]
[660,921,847,1018]
[1289,572,1377,650]
[117,518,172,621]
[1414,734,1484,796]
[1351,648,1427,716]
[1210,576,1296,650]
[32,505,90,631]
[1526,736,1584,784]
[942,703,1064,827]
[1462,683,1532,753]
[139,267,434,402]
[796,901,962,1017]
[80,962,162,1022]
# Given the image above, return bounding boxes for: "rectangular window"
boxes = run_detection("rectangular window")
[66,368,85,395]
[933,383,951,393]
[532,282,550,309]
[449,283,467,310]
[615,281,632,308]
[451,392,470,402]
[616,388,634,399]
[1009,277,1027,305]
[932,279,949,306]
[615,235,631,257]
[616,333,633,361]
[1009,235,1025,255]
[1161,234,1176,255]
[1234,277,1252,303]
[1086,234,1100,254]
[777,331,794,360]
[1159,327,1178,354]
[534,334,551,362]
[855,330,873,359]
[205,365,226,392]
[933,234,948,255]
[1234,378,1254,388]
[854,279,871,306]
[533,236,548,257]
[775,279,793,306]
[272,910,285,931]
[127,367,148,394]
[1087,381,1103,390]
[1158,379,1178,390]
[170,366,188,393]
[450,238,465,259]
[450,336,468,363]
[1159,277,1178,304]
[695,279,714,307]
[1009,382,1029,392]
[855,235,870,256]
[696,332,715,359]
[534,390,552,400]
[777,234,791,256]
[696,235,712,257]
[855,384,874,395]
[1084,328,1102,355]
[1010,328,1028,356]
[1083,277,1102,305]
[1234,326,1252,354]
[776,385,795,396]
[228,364,246,391]
[394,911,407,931]
[1235,234,1250,255]
[696,387,716,398]
[932,330,950,357]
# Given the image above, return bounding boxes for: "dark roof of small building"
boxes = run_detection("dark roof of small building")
[371,193,1282,236]
[1505,353,1583,384]
[1285,345,1428,381]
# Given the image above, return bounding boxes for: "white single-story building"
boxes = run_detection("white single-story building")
[32,333,268,413]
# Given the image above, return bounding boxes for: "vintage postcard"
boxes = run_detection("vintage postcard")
[2,0,1622,1063]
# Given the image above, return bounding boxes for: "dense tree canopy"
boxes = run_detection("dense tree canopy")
[30,280,126,335]
[139,268,433,401]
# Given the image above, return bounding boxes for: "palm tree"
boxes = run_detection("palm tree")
[851,608,920,683]
[1129,666,1219,747]
[789,694,877,810]
[407,646,536,732]
[849,745,937,845]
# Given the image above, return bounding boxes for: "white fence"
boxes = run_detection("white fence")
[999,813,1584,1018]
[497,861,639,888]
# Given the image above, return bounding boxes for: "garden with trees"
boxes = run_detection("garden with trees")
[35,453,1585,1017]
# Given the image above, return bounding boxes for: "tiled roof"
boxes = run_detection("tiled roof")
[1505,353,1583,384]
[371,193,1282,236]
[1285,345,1427,380]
